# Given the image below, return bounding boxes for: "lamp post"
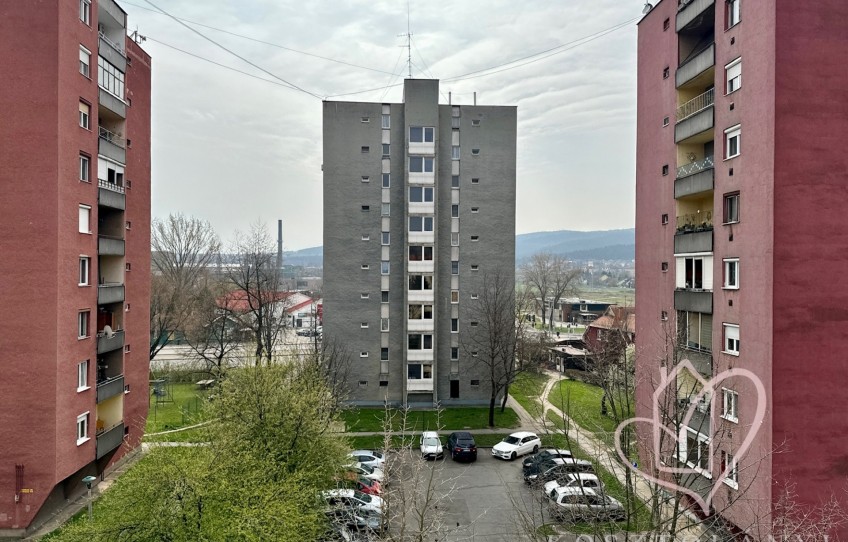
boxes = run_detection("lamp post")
[82,475,97,521]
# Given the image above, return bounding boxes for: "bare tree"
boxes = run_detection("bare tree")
[521,253,554,326]
[182,279,243,378]
[149,213,220,360]
[547,255,581,329]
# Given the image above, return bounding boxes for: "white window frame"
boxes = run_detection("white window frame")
[725,58,741,94]
[451,146,460,160]
[408,156,435,173]
[409,126,434,143]
[79,256,90,286]
[79,154,90,181]
[678,428,712,477]
[451,233,459,246]
[381,261,390,275]
[361,234,370,241]
[381,114,390,129]
[79,46,91,77]
[382,173,390,188]
[721,451,739,489]
[381,232,390,245]
[80,0,91,24]
[408,216,434,232]
[78,205,91,233]
[408,275,433,291]
[723,323,740,355]
[725,125,741,159]
[408,304,433,320]
[77,360,89,391]
[76,412,90,445]
[726,0,740,29]
[407,334,433,350]
[360,352,369,358]
[79,101,90,129]
[408,186,434,203]
[381,318,390,331]
[361,264,370,270]
[381,203,390,216]
[723,193,740,224]
[722,388,739,423]
[360,293,370,299]
[78,311,89,339]
[723,258,739,289]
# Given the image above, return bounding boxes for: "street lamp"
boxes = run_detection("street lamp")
[82,475,97,521]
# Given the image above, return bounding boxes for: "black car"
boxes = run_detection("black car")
[522,448,573,473]
[445,431,477,462]
[523,458,595,485]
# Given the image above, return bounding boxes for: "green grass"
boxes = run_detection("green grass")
[143,425,210,443]
[340,407,519,433]
[509,371,548,418]
[576,287,636,306]
[145,383,210,433]
[547,380,633,439]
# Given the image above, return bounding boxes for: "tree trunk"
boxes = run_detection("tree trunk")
[500,384,510,412]
[488,392,496,427]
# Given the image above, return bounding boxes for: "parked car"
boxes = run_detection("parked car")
[347,462,384,484]
[324,507,381,534]
[322,489,385,515]
[419,431,444,460]
[491,431,541,460]
[297,326,323,337]
[339,473,382,496]
[348,450,385,469]
[524,457,595,484]
[445,432,477,462]
[543,473,604,495]
[547,486,625,522]
[522,448,573,471]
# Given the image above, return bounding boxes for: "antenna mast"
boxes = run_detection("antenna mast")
[406,0,412,78]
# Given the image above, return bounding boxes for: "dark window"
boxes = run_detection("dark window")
[724,192,740,223]
[470,380,480,386]
[662,165,669,176]
[662,262,669,271]
[451,347,459,360]
[662,213,669,225]
[663,66,670,79]
[451,175,460,187]
[379,380,389,387]
[663,18,670,30]
[361,146,370,153]
[450,380,460,399]
[381,348,389,361]
[381,291,389,302]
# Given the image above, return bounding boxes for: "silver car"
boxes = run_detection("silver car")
[547,487,625,522]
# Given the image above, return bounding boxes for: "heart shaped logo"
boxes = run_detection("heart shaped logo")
[614,360,767,515]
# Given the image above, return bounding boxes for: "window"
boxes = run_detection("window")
[79,154,90,182]
[361,176,370,183]
[724,193,740,224]
[409,126,435,143]
[725,125,741,159]
[724,259,739,289]
[381,203,390,216]
[408,305,433,320]
[661,262,669,272]
[451,204,459,218]
[408,246,433,261]
[97,57,124,99]
[381,114,390,128]
[79,101,90,129]
[471,293,479,300]
[382,144,390,157]
[361,117,370,123]
[471,178,479,184]
[76,412,89,444]
[361,293,370,299]
[451,233,459,246]
[361,234,370,241]
[360,352,369,358]
[662,213,669,225]
[721,451,739,488]
[471,149,480,156]
[663,17,670,30]
[679,311,713,352]
[408,216,434,232]
[471,119,480,127]
[359,380,368,387]
[125,262,131,272]
[471,265,479,272]
[361,146,370,153]
[360,322,369,329]
[452,106,460,117]
[381,261,390,275]
[361,205,370,212]
[451,319,458,332]
[79,257,90,285]
[381,290,390,302]
[79,46,90,77]
[451,291,459,303]
[409,186,434,202]
[470,321,479,327]
[726,0,740,28]
[662,164,669,176]
[663,66,670,79]
[451,261,459,275]
[77,360,89,390]
[407,334,433,350]
[381,348,389,361]
[451,347,459,360]
[361,264,370,270]
[724,324,740,355]
[726,58,742,94]
[471,379,480,386]
[451,146,460,160]
[451,175,460,187]
[382,173,390,188]
[661,310,668,321]
[78,205,91,233]
[471,235,479,242]
[80,0,91,24]
[722,389,739,422]
[381,318,390,331]
[126,221,131,230]
[409,156,435,173]
[663,116,670,127]
[682,257,706,289]
[407,364,433,379]
[381,232,390,245]
[471,207,479,213]
[408,275,433,290]
[682,429,710,472]
[78,311,89,338]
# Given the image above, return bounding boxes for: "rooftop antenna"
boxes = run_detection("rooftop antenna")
[642,2,653,14]
[401,0,412,78]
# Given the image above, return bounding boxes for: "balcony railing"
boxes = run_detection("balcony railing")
[677,156,714,178]
[676,88,714,122]
[99,126,126,149]
[96,422,124,459]
[99,31,124,55]
[407,378,434,392]
[676,211,713,233]
[96,375,125,403]
[98,283,125,305]
[98,178,125,193]
[97,329,124,354]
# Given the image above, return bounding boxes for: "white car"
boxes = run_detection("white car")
[543,473,604,495]
[322,488,385,515]
[491,431,541,460]
[347,462,385,484]
[547,486,625,522]
[348,450,385,469]
[419,431,444,460]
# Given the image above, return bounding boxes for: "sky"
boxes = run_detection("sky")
[121,0,641,251]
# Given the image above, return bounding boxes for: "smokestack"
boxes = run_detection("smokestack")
[277,220,283,270]
[473,92,477,105]
[448,91,451,105]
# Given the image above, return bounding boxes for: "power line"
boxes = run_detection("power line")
[121,0,397,76]
[141,0,323,100]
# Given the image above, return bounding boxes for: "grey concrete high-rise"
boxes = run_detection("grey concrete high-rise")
[323,79,517,406]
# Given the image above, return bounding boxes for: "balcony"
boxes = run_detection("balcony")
[675,89,714,143]
[98,180,126,210]
[98,126,126,164]
[674,230,713,254]
[96,375,125,403]
[98,35,126,72]
[99,87,126,118]
[97,329,124,354]
[678,399,711,433]
[675,157,714,198]
[407,319,435,332]
[676,43,715,88]
[98,235,125,256]
[678,348,712,377]
[676,0,715,32]
[675,289,713,314]
[98,283,125,305]
[95,422,124,459]
[407,378,434,392]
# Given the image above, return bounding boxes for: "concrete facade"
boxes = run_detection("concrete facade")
[636,0,848,537]
[323,79,516,406]
[0,1,150,534]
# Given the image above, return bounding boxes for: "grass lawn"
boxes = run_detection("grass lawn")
[509,371,548,419]
[145,382,210,433]
[576,287,636,306]
[143,425,210,443]
[340,407,519,433]
[547,379,633,438]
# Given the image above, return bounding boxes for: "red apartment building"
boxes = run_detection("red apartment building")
[636,0,848,536]
[0,0,151,535]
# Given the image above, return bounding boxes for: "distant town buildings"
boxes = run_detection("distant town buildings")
[0,0,151,535]
[323,79,517,406]
[635,0,848,536]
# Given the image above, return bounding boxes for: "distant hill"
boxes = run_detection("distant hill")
[284,246,323,267]
[515,229,634,262]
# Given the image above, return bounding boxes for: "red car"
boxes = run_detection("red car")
[341,472,382,496]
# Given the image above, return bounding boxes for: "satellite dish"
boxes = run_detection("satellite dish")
[642,2,653,14]
[104,325,114,338]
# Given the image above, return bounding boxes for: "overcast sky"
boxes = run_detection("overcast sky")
[121,0,640,251]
